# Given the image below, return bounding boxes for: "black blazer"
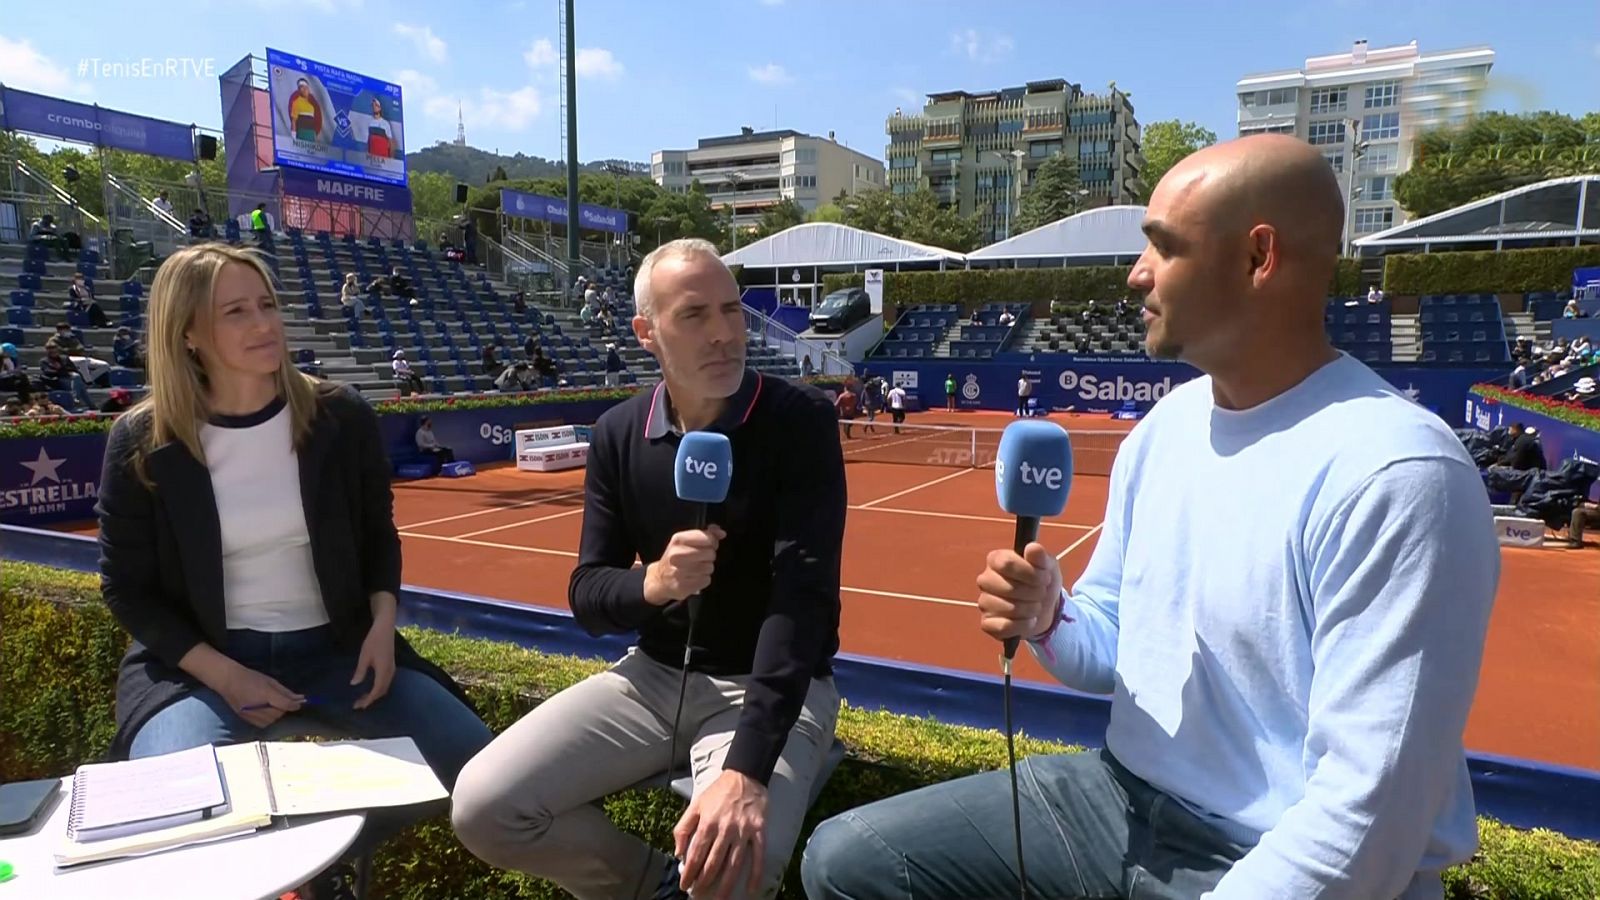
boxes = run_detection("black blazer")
[96,382,474,759]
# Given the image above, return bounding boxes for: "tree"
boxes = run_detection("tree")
[897,188,984,252]
[1137,120,1217,203]
[1395,110,1600,218]
[807,203,846,223]
[1012,153,1082,234]
[753,198,806,239]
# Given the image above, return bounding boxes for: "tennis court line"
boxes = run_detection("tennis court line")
[841,432,943,457]
[857,469,973,509]
[399,531,581,558]
[397,488,586,530]
[455,507,586,539]
[857,506,1094,531]
[1057,523,1104,560]
[842,586,976,608]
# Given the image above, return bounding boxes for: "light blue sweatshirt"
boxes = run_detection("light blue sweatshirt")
[1029,352,1500,899]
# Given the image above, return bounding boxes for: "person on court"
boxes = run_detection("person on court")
[452,239,847,900]
[800,134,1501,899]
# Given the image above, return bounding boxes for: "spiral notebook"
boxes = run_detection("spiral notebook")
[67,744,231,843]
[55,737,445,869]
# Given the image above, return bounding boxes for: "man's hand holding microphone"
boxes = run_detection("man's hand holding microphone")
[644,524,727,606]
[977,543,1066,646]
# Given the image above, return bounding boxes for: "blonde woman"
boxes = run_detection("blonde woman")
[95,243,491,899]
[339,272,366,319]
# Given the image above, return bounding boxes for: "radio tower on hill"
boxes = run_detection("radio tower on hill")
[454,103,466,146]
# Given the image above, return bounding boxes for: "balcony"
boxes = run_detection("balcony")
[691,163,780,182]
[1237,101,1298,128]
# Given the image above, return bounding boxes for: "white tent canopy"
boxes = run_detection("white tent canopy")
[1352,174,1600,251]
[966,205,1148,262]
[719,222,965,269]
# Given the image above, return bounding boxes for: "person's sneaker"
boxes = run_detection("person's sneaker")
[651,856,689,900]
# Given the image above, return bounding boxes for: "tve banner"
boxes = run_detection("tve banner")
[500,188,628,234]
[0,87,196,161]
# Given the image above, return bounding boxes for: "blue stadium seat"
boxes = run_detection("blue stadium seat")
[9,290,34,308]
[6,308,33,327]
[0,327,24,346]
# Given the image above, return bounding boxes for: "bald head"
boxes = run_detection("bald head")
[1156,133,1345,277]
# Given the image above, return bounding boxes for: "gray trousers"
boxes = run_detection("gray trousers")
[452,647,841,900]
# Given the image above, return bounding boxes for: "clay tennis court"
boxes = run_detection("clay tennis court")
[388,409,1600,773]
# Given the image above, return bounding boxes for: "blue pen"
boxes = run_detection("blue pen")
[240,695,325,711]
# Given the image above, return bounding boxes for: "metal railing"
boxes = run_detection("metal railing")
[480,235,558,300]
[503,232,571,287]
[103,172,188,260]
[742,298,853,376]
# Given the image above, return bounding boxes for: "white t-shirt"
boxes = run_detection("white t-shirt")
[887,387,906,410]
[1017,377,1032,396]
[199,399,329,632]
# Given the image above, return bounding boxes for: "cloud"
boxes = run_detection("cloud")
[950,28,1014,64]
[575,48,624,80]
[748,63,793,86]
[396,68,543,132]
[393,23,447,63]
[0,35,91,97]
[524,38,558,69]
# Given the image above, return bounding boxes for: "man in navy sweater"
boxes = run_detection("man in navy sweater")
[453,238,847,900]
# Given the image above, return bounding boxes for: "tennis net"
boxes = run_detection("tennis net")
[837,421,1126,477]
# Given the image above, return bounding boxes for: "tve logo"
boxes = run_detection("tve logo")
[683,455,719,479]
[995,458,1064,491]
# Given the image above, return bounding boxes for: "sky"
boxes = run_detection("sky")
[2,0,1597,166]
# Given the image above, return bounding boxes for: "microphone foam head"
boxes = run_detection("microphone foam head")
[995,419,1073,518]
[675,431,734,504]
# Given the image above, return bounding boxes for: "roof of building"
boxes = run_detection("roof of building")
[965,205,1148,261]
[720,222,966,268]
[1353,174,1600,250]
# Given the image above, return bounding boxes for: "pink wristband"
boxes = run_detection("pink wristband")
[1027,590,1071,649]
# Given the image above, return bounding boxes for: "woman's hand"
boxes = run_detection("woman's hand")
[352,592,398,710]
[180,643,303,729]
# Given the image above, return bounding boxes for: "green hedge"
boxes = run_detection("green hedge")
[824,258,1367,315]
[4,563,1598,899]
[1384,246,1600,296]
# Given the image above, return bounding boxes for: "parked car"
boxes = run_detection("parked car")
[809,288,871,334]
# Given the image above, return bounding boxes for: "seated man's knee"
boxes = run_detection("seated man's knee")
[801,813,901,898]
[450,756,553,867]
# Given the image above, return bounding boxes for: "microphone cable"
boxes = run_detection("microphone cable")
[1001,515,1034,900]
[631,513,706,900]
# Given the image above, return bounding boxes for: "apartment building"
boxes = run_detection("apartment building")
[651,128,885,229]
[1236,39,1495,248]
[884,79,1142,243]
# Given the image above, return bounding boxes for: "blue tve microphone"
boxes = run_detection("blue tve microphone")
[674,431,734,524]
[994,419,1074,661]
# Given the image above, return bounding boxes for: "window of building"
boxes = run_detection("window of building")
[1324,152,1344,172]
[1364,82,1399,109]
[797,148,817,164]
[1362,112,1400,140]
[891,155,917,170]
[1360,143,1398,172]
[1239,92,1258,108]
[1310,88,1347,114]
[1078,138,1110,155]
[1029,139,1063,158]
[1307,120,1346,146]
[1364,176,1392,201]
[1354,207,1394,233]
[1265,88,1297,106]
[930,148,961,164]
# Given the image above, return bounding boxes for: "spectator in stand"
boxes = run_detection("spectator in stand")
[1567,376,1597,403]
[100,387,135,414]
[39,344,92,409]
[1508,362,1529,389]
[68,272,111,328]
[494,360,535,392]
[2,398,26,417]
[1,342,32,401]
[802,354,815,378]
[1563,299,1581,319]
[392,350,425,396]
[49,323,111,387]
[602,342,625,387]
[30,214,71,261]
[513,290,528,315]
[532,348,560,388]
[340,273,366,320]
[481,344,499,377]
[1367,284,1385,304]
[415,416,454,465]
[152,190,174,217]
[387,267,413,301]
[114,327,146,370]
[970,308,983,326]
[998,309,1017,327]
[188,208,214,240]
[28,395,68,417]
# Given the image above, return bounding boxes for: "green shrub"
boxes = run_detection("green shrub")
[4,563,1597,899]
[1384,246,1600,296]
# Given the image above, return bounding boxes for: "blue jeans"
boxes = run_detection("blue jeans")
[129,625,492,857]
[800,748,1250,900]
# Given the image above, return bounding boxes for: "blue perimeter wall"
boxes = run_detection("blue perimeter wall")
[4,522,1598,841]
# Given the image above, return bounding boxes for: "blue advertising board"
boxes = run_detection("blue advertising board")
[0,87,195,161]
[266,48,407,186]
[864,358,1508,421]
[1465,392,1600,483]
[500,188,629,235]
[0,435,107,525]
[279,166,414,213]
[378,397,626,465]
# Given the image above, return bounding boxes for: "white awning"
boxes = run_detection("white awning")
[720,222,965,268]
[966,205,1148,261]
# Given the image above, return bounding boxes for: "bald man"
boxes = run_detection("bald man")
[799,135,1500,900]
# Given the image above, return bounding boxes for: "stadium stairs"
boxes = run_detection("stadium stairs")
[0,241,142,411]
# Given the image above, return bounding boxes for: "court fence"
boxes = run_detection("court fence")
[837,421,1125,477]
